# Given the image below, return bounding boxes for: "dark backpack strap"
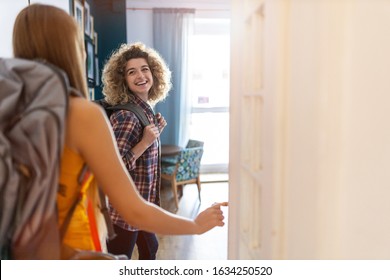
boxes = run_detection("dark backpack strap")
[93,99,150,127]
[92,99,111,117]
[98,188,117,240]
[59,164,90,241]
[93,99,108,108]
[107,103,150,127]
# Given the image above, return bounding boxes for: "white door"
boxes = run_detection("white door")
[229,0,287,259]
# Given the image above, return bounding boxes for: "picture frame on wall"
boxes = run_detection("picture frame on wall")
[89,15,94,39]
[84,1,91,37]
[94,32,98,54]
[95,56,100,86]
[73,0,84,36]
[88,88,95,100]
[86,40,95,87]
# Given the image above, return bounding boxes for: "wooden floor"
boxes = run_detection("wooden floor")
[132,174,229,260]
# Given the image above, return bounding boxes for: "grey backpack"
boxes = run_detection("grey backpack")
[0,58,73,259]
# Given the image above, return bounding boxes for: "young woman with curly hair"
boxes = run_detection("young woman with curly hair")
[101,43,172,259]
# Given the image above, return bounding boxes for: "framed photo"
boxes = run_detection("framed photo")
[95,56,100,86]
[88,88,95,100]
[89,15,94,39]
[73,0,84,36]
[85,40,95,86]
[94,32,98,54]
[84,1,91,37]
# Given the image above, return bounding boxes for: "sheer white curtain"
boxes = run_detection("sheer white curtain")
[153,8,194,146]
[178,14,194,146]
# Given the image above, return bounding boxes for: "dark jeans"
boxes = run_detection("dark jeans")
[107,224,158,260]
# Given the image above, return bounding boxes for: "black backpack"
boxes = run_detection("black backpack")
[93,99,150,128]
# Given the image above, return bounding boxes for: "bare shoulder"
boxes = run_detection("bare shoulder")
[66,97,110,150]
[69,97,109,125]
[69,97,103,117]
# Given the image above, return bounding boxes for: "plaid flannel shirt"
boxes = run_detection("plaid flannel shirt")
[108,95,160,231]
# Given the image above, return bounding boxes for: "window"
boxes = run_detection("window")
[187,18,230,173]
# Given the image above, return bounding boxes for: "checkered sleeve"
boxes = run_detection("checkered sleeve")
[110,110,142,171]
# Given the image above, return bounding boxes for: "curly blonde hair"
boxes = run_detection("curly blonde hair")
[102,42,172,106]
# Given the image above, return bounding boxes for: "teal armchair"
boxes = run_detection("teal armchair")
[161,146,204,211]
[161,139,204,167]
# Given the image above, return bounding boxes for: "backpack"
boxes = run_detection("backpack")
[93,99,150,128]
[0,57,74,259]
[0,58,127,260]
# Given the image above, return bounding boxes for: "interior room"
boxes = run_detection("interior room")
[2,0,390,260]
[1,0,231,260]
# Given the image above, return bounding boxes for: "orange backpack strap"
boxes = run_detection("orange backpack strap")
[87,198,102,251]
[78,165,103,251]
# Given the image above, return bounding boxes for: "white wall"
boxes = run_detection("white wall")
[283,0,390,259]
[126,0,230,46]
[279,0,390,259]
[0,0,29,57]
[230,0,390,259]
[339,0,390,259]
[0,0,70,58]
[126,10,154,46]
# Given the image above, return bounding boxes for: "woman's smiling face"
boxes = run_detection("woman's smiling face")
[125,58,153,99]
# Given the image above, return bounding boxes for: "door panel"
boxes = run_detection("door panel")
[229,0,288,259]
